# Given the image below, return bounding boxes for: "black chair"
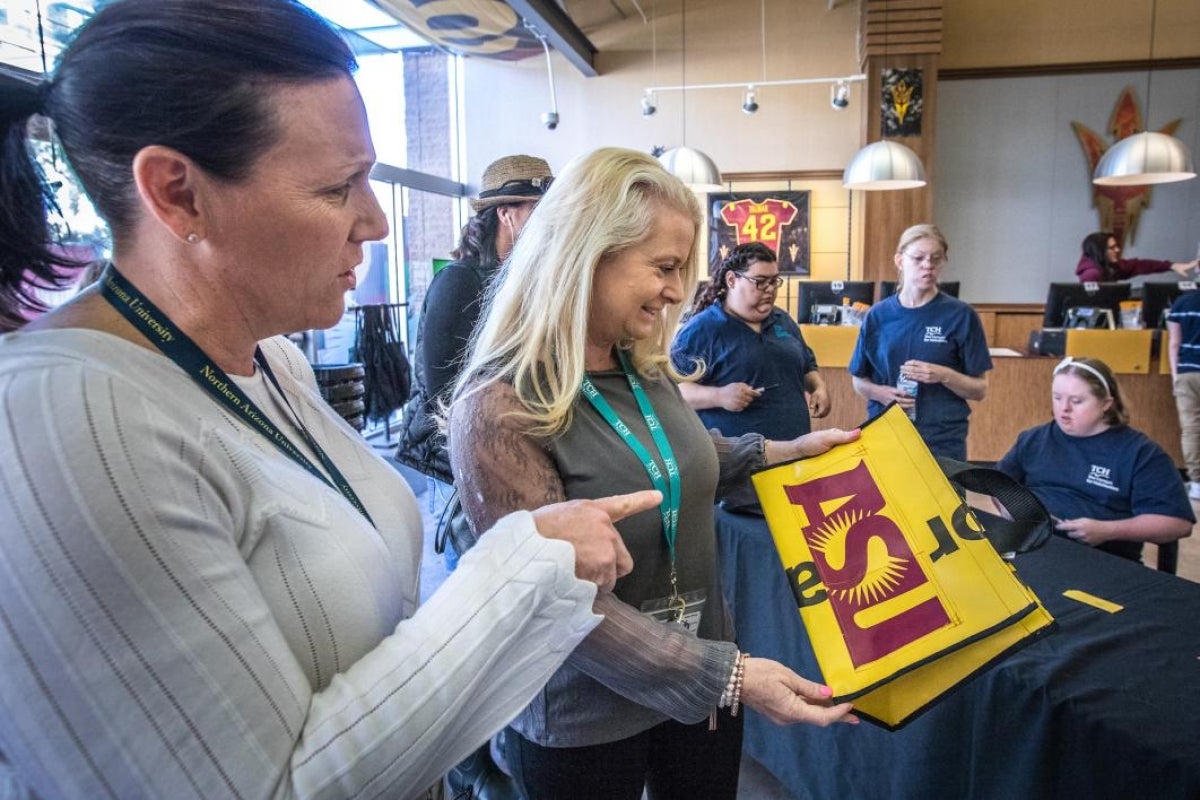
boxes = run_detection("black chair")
[1157,541,1179,574]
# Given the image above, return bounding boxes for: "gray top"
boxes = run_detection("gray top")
[450,367,765,746]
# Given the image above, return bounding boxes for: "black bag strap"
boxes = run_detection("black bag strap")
[936,457,1053,555]
[432,488,480,557]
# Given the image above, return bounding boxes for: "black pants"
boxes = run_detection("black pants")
[502,708,744,800]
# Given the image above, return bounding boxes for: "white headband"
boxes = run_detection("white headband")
[1054,356,1111,397]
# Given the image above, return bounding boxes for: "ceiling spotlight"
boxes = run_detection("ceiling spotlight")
[742,87,759,115]
[641,91,657,117]
[831,81,850,110]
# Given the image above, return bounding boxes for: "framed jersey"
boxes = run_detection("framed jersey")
[709,190,811,275]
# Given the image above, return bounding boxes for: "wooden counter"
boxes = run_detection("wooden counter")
[809,355,1182,465]
[798,324,859,368]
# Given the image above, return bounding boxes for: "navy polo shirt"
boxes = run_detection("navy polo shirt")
[998,422,1194,562]
[848,293,992,460]
[1167,289,1200,375]
[671,303,818,440]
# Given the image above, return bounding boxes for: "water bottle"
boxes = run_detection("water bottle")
[896,375,918,420]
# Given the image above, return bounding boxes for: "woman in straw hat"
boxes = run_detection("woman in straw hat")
[449,147,858,799]
[395,157,553,544]
[0,3,650,797]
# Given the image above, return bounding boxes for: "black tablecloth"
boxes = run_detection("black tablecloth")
[715,508,1200,800]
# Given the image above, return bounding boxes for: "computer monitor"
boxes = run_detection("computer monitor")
[795,280,876,324]
[879,280,960,299]
[1042,282,1131,328]
[1140,281,1196,329]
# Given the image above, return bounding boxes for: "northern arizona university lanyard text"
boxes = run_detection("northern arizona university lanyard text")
[100,266,374,526]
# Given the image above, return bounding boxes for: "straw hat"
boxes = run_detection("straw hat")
[470,155,554,212]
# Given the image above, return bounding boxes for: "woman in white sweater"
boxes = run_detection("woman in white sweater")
[0,2,647,798]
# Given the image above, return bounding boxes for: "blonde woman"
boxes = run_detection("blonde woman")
[449,148,858,800]
[849,223,992,459]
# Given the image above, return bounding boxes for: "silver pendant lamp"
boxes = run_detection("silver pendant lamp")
[1093,129,1195,187]
[656,0,724,191]
[843,140,926,190]
[658,145,724,190]
[1092,0,1195,186]
[842,3,927,191]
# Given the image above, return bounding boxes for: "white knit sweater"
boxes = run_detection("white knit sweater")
[0,330,600,800]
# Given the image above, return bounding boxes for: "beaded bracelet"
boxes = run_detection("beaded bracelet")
[718,654,739,708]
[712,651,748,730]
[730,651,748,717]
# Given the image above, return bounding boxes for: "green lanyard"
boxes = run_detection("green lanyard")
[99,265,375,527]
[580,351,682,568]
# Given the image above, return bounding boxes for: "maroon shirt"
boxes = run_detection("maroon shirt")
[1075,254,1170,282]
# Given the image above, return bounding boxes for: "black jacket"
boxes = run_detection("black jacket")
[394,256,496,483]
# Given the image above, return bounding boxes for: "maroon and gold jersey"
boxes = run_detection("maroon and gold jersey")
[719,198,800,252]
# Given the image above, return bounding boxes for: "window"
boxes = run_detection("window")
[3,2,467,361]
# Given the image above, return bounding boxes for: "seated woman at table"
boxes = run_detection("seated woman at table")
[848,224,992,460]
[671,242,829,440]
[448,147,858,800]
[1075,231,1198,282]
[997,357,1193,563]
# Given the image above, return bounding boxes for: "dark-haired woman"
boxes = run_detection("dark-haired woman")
[395,155,551,490]
[671,242,829,442]
[998,357,1193,563]
[395,155,552,569]
[1075,231,1197,282]
[0,2,652,797]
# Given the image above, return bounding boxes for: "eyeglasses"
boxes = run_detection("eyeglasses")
[734,272,785,292]
[902,251,946,267]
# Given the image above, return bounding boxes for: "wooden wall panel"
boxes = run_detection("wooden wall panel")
[809,356,1182,465]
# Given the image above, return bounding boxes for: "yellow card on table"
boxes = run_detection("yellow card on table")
[1062,589,1123,614]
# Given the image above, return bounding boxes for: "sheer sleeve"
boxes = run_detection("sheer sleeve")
[709,430,767,499]
[450,382,736,724]
[0,355,600,800]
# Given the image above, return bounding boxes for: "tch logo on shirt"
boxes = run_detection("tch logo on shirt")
[781,460,951,667]
[923,326,947,343]
[1086,464,1118,492]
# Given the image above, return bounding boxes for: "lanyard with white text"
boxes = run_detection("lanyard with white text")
[99,266,375,527]
[580,351,683,598]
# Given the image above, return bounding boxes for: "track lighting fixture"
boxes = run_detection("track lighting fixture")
[640,74,865,116]
[641,91,657,117]
[831,81,849,110]
[742,87,758,115]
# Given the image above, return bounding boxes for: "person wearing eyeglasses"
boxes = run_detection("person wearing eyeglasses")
[671,242,828,449]
[1075,231,1197,283]
[849,224,992,460]
[395,155,553,560]
[997,357,1192,563]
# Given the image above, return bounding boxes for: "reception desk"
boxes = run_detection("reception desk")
[804,327,1182,465]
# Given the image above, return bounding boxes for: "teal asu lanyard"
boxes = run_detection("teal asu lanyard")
[100,266,375,527]
[580,351,684,611]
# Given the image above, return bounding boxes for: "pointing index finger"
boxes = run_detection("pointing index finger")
[594,490,664,522]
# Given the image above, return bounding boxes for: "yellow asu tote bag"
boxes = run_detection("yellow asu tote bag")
[752,405,1055,729]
